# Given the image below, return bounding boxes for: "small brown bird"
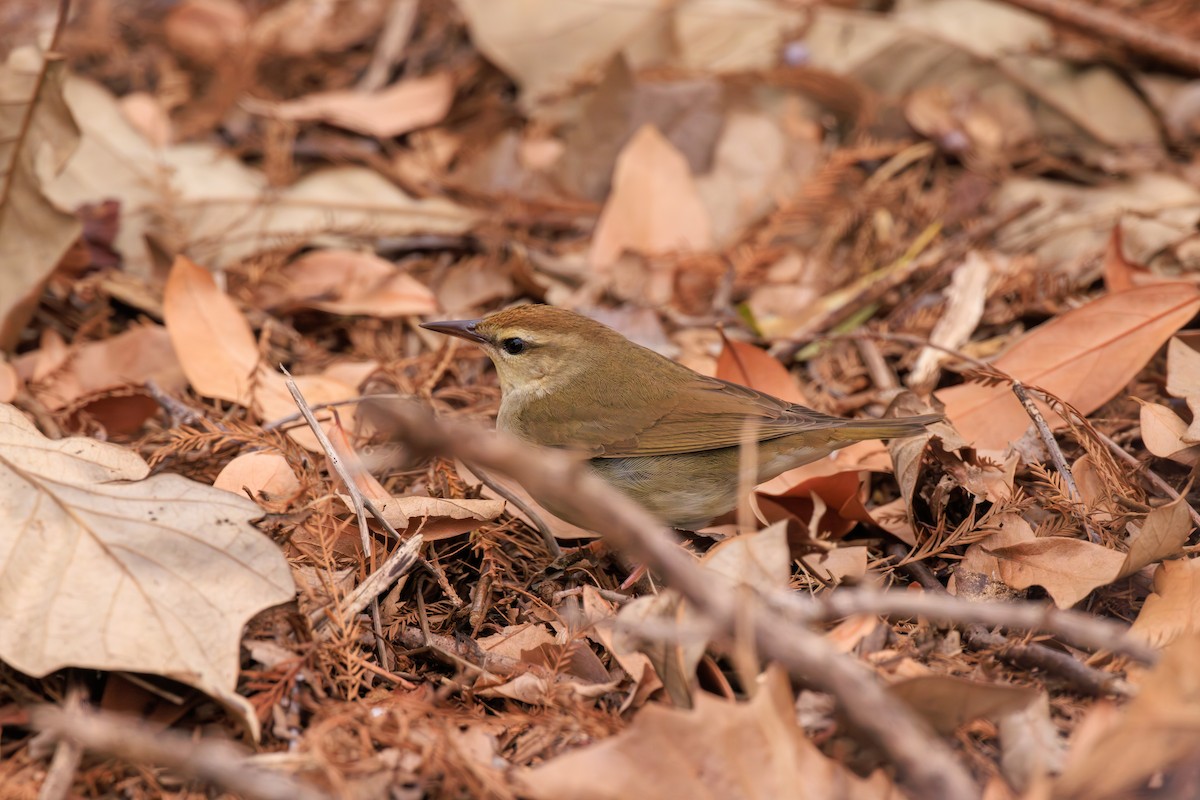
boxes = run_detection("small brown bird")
[422,305,939,529]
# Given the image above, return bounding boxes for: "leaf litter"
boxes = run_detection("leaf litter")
[3,0,1200,797]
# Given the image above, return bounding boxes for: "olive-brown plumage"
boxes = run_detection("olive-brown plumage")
[422,305,939,528]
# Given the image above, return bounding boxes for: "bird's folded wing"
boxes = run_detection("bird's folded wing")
[590,376,846,458]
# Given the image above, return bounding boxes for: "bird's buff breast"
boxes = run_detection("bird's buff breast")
[586,438,837,529]
[586,450,744,530]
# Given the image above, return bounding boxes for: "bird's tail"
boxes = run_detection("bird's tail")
[830,413,943,442]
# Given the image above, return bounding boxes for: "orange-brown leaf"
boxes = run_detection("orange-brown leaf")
[938,283,1200,450]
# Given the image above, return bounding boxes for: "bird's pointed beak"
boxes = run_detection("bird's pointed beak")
[420,318,488,344]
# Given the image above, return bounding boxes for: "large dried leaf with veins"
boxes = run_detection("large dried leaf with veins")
[938,283,1200,451]
[0,404,294,737]
[0,50,82,351]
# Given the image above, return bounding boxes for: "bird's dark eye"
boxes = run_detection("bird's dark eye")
[501,337,526,355]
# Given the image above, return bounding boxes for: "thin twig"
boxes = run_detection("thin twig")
[996,0,1200,74]
[772,200,1041,358]
[356,0,419,92]
[770,583,1156,664]
[886,545,1140,696]
[313,535,424,634]
[36,687,85,800]
[262,394,406,432]
[379,401,981,800]
[471,463,561,557]
[1011,381,1099,543]
[283,371,404,666]
[31,706,330,800]
[1099,430,1200,530]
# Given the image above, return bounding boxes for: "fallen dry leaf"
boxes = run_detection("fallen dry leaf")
[1130,557,1200,647]
[1054,634,1200,799]
[455,0,663,106]
[372,495,505,540]
[13,324,186,432]
[956,512,1037,600]
[0,361,16,403]
[1102,223,1158,293]
[268,73,454,138]
[0,404,293,737]
[253,370,363,451]
[1137,401,1200,465]
[988,537,1126,608]
[581,586,663,712]
[44,77,478,275]
[998,692,1066,791]
[993,174,1200,276]
[265,250,438,318]
[163,256,258,406]
[520,665,892,800]
[458,460,599,541]
[117,91,172,148]
[0,51,82,351]
[938,283,1200,451]
[590,124,713,268]
[1165,334,1200,443]
[674,0,802,73]
[1120,497,1193,579]
[213,451,302,505]
[909,251,990,389]
[888,674,1040,735]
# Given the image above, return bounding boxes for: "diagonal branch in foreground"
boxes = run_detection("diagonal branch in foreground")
[379,401,981,800]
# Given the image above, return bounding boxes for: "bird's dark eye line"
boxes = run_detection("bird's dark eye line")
[500,337,527,355]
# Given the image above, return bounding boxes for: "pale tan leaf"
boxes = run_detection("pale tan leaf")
[454,0,663,106]
[213,452,301,504]
[44,78,477,275]
[0,403,294,737]
[117,92,172,148]
[993,174,1200,282]
[998,693,1066,791]
[806,546,868,584]
[909,252,991,388]
[13,324,185,416]
[1130,558,1200,648]
[163,256,258,405]
[477,623,556,661]
[1054,635,1200,800]
[580,586,662,712]
[825,614,881,654]
[700,520,790,591]
[589,125,713,268]
[372,495,505,540]
[1137,401,1200,465]
[252,372,356,451]
[250,0,387,57]
[956,513,1036,601]
[1166,334,1200,444]
[889,675,1039,735]
[266,250,437,318]
[0,51,81,350]
[269,73,454,137]
[1120,497,1194,579]
[0,361,16,403]
[988,537,1126,608]
[937,284,1200,451]
[520,666,893,800]
[674,0,803,72]
[694,110,803,245]
[1166,334,1200,400]
[458,460,599,540]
